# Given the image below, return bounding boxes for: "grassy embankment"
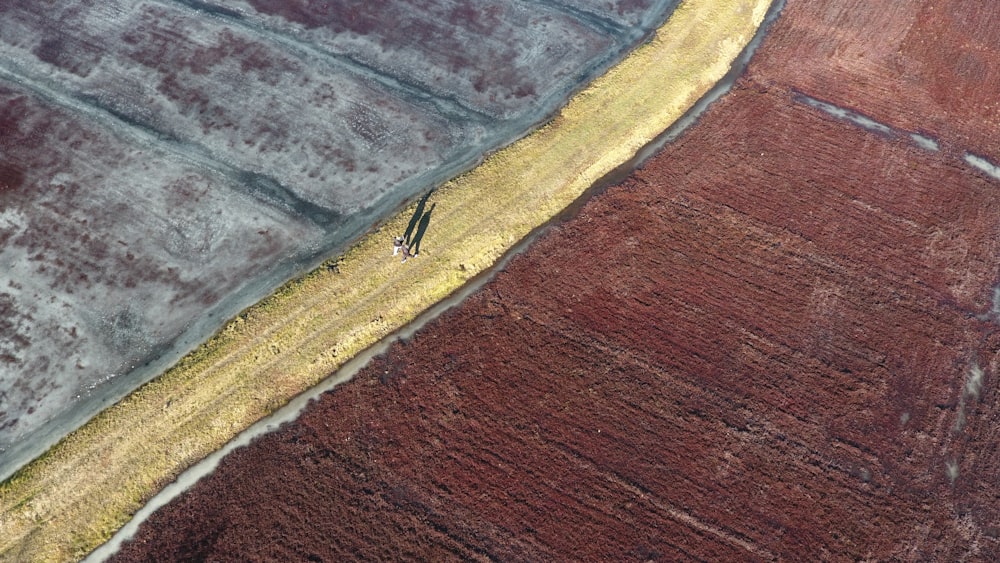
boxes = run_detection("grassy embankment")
[0,1,769,560]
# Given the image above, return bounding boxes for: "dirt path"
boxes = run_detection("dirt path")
[0,1,771,561]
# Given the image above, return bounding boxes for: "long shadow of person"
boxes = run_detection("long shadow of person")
[410,203,435,255]
[403,191,432,245]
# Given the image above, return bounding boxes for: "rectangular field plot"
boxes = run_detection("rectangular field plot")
[0,0,477,214]
[549,0,679,28]
[0,82,326,462]
[193,0,644,119]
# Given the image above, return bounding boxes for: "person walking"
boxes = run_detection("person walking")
[400,243,417,263]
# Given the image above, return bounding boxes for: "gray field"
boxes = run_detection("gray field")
[0,0,678,481]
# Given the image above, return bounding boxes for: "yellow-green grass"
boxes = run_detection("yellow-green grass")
[0,1,769,560]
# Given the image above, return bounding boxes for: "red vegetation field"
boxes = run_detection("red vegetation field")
[752,0,1000,160]
[112,1,1000,560]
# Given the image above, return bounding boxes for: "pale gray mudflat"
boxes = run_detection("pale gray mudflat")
[0,0,679,481]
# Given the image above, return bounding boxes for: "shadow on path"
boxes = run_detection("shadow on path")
[411,203,435,255]
[403,191,432,244]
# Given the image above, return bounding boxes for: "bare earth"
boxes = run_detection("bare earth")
[113,1,1000,560]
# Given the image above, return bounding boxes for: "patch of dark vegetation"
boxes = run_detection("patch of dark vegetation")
[0,162,25,193]
[32,35,101,78]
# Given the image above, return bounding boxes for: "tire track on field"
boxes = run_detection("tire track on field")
[548,434,777,560]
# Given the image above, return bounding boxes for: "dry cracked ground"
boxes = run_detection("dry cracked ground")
[113,1,1000,560]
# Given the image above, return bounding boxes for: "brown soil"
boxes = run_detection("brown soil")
[112,1,1000,560]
